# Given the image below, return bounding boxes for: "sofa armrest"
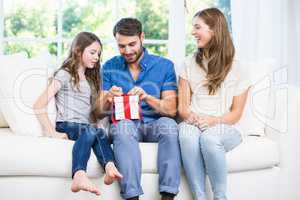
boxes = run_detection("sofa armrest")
[265,85,300,162]
[265,85,300,199]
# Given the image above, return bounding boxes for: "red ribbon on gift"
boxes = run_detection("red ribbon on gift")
[111,94,142,124]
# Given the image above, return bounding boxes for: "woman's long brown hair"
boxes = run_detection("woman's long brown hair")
[194,8,235,95]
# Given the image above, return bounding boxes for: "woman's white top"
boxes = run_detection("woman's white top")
[179,55,251,117]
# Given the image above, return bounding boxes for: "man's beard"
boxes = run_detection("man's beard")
[124,46,144,64]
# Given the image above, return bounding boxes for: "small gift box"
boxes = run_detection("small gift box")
[111,94,142,124]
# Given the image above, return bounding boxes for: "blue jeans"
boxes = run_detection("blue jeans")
[56,121,114,177]
[179,122,242,200]
[109,117,181,199]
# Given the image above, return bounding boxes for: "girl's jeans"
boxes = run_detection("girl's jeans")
[56,121,114,177]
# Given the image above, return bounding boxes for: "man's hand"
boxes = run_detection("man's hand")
[128,86,148,100]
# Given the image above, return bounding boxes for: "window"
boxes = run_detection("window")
[0,0,230,63]
[2,0,58,57]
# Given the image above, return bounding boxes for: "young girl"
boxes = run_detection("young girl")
[34,32,122,196]
[178,8,251,200]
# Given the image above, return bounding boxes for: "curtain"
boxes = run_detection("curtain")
[231,0,300,85]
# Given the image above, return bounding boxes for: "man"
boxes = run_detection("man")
[95,18,181,200]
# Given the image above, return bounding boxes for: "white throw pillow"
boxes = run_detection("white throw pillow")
[0,52,56,136]
[235,59,275,136]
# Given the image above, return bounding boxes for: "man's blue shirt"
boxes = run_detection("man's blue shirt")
[101,48,177,123]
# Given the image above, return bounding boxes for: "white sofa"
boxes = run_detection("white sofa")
[0,54,299,200]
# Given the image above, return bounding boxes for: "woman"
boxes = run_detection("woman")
[178,8,251,200]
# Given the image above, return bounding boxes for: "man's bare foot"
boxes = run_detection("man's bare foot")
[71,170,101,196]
[104,162,123,185]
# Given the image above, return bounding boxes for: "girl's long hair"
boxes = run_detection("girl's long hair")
[55,31,102,93]
[54,32,102,122]
[194,8,235,95]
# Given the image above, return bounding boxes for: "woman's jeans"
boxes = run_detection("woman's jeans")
[179,122,242,200]
[56,121,114,177]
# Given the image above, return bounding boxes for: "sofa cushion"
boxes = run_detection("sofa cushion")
[0,134,279,178]
[141,136,279,173]
[0,134,102,178]
[227,136,279,172]
[0,53,56,137]
[0,128,13,135]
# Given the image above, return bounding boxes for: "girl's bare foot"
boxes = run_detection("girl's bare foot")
[104,162,123,185]
[71,170,101,196]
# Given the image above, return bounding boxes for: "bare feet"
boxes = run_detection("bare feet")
[71,170,101,196]
[104,162,123,185]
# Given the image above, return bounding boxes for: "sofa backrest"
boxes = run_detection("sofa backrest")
[234,59,277,136]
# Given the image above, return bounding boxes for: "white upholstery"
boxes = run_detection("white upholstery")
[140,136,280,173]
[0,53,299,200]
[0,134,100,178]
[0,128,12,135]
[0,134,279,178]
[235,60,275,136]
[0,132,281,200]
[0,53,56,137]
[227,136,279,172]
[227,167,280,200]
[0,173,193,200]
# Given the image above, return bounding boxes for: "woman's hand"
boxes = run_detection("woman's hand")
[195,115,220,130]
[185,113,220,130]
[185,112,200,125]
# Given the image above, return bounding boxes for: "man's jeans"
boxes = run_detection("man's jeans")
[109,117,181,199]
[179,122,242,200]
[56,121,114,177]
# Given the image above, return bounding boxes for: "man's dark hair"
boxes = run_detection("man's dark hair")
[113,18,142,37]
